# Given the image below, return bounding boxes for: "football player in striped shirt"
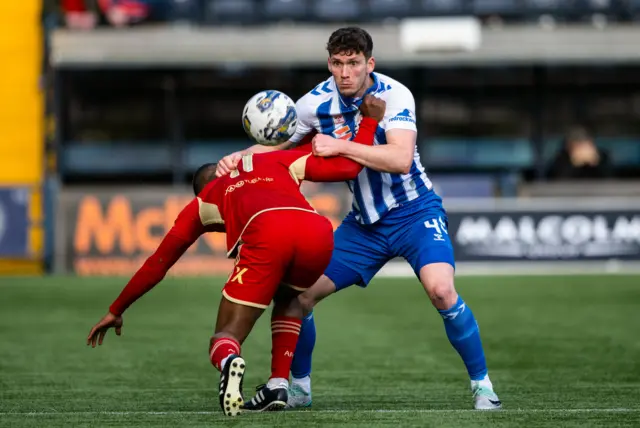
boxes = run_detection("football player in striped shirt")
[216,27,501,411]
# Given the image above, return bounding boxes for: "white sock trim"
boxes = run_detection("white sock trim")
[267,377,289,389]
[471,374,493,391]
[292,375,311,392]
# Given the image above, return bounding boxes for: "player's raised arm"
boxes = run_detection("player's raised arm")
[313,86,417,175]
[87,198,207,347]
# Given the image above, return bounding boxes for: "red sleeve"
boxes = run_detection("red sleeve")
[303,116,377,182]
[109,198,205,316]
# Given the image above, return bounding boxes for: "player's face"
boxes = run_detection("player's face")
[328,52,375,98]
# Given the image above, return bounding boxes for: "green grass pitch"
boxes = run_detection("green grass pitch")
[1,275,640,427]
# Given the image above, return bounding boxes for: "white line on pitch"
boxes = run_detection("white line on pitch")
[1,408,638,416]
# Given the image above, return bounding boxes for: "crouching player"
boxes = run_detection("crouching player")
[86,94,386,416]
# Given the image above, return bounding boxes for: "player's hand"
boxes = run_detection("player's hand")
[87,312,123,348]
[312,134,344,157]
[359,94,386,122]
[215,152,243,177]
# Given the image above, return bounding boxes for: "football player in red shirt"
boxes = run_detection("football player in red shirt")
[86,95,386,416]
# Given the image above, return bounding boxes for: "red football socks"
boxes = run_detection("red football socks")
[270,316,302,379]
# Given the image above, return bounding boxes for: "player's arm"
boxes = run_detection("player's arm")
[216,94,316,177]
[313,87,417,175]
[301,116,378,181]
[336,129,415,175]
[87,199,206,347]
[108,198,206,316]
[284,95,385,181]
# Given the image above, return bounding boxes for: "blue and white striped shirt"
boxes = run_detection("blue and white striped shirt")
[290,72,434,224]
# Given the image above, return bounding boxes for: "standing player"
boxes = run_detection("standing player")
[215,27,502,410]
[86,95,385,416]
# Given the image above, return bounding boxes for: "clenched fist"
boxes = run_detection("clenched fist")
[359,94,386,122]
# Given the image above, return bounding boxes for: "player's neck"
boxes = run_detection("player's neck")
[353,75,375,99]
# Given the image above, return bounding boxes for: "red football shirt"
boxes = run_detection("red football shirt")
[108,117,378,316]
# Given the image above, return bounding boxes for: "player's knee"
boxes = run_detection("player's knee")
[297,292,316,316]
[426,281,457,310]
[419,263,457,310]
[297,275,337,315]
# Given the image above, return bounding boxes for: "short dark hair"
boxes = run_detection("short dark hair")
[192,163,217,196]
[326,27,373,59]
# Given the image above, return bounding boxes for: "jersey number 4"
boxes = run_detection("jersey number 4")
[424,217,449,242]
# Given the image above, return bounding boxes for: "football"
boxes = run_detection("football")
[242,90,298,146]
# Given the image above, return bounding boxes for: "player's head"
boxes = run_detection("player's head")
[192,163,217,196]
[326,27,375,98]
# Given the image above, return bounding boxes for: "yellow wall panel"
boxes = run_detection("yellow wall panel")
[0,1,44,269]
[0,0,42,185]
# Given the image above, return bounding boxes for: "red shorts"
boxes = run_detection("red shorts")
[222,209,334,309]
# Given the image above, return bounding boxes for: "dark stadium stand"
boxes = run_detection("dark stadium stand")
[59,0,640,25]
[185,0,635,24]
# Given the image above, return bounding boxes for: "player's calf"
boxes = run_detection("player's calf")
[241,314,300,412]
[209,298,265,416]
[244,298,303,412]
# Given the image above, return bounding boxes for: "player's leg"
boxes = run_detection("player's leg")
[419,262,500,409]
[289,212,390,408]
[287,275,334,408]
[394,209,501,410]
[210,296,264,417]
[215,214,291,416]
[243,287,304,412]
[241,211,327,412]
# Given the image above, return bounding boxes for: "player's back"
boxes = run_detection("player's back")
[198,152,317,256]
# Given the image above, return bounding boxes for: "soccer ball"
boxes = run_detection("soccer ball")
[242,90,297,146]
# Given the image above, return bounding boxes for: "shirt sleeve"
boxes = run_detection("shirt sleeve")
[109,198,205,316]
[383,85,418,133]
[289,94,317,144]
[288,130,317,151]
[283,116,378,183]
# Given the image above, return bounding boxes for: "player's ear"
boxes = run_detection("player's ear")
[367,56,375,74]
[327,57,332,73]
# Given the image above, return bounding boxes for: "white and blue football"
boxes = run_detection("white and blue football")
[242,90,298,146]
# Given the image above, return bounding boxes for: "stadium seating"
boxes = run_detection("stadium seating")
[109,0,640,24]
[421,0,468,15]
[264,0,308,21]
[368,0,414,20]
[168,0,201,23]
[313,0,362,21]
[204,0,257,24]
[472,0,523,18]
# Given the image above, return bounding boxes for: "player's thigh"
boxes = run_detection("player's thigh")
[324,214,391,291]
[222,242,288,310]
[393,211,457,304]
